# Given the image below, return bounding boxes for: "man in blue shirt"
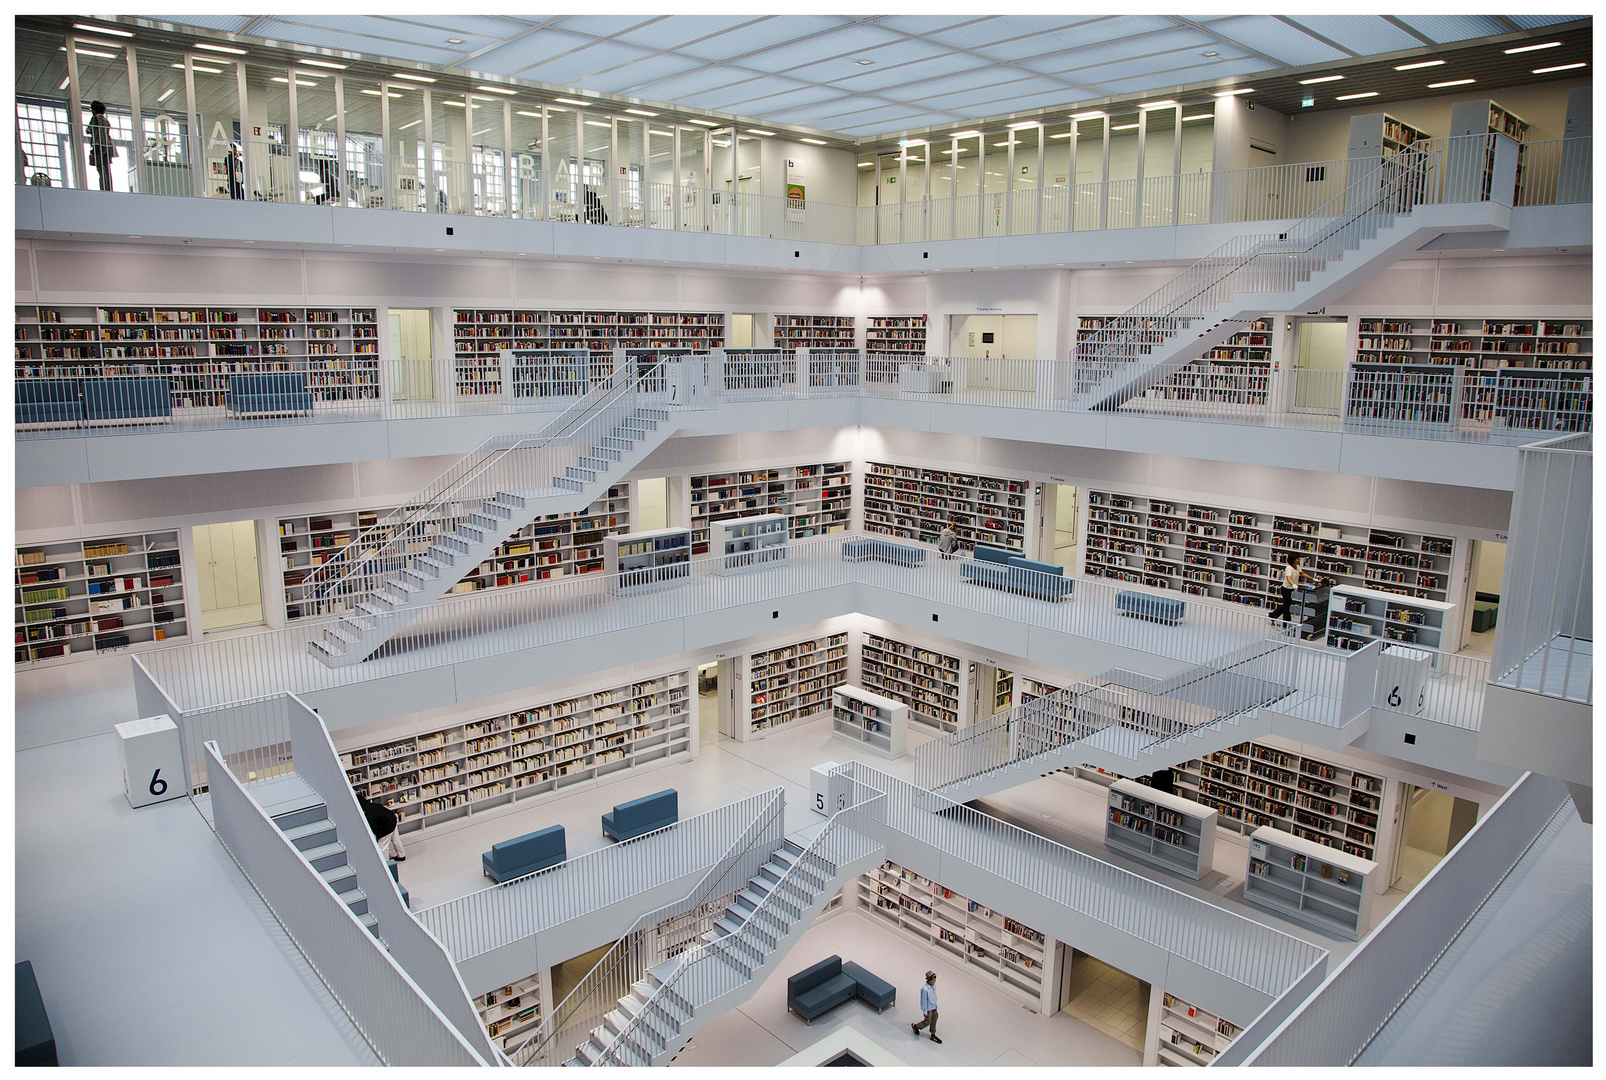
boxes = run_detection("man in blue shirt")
[911,971,941,1043]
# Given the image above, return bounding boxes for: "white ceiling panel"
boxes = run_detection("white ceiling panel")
[1088,56,1273,96]
[832,53,995,93]
[247,20,464,65]
[514,42,658,88]
[978,16,1193,63]
[550,15,664,38]
[146,15,255,33]
[572,54,707,94]
[626,65,768,101]
[1286,16,1426,55]
[871,15,992,37]
[613,16,764,51]
[1015,28,1231,75]
[898,65,1051,101]
[673,16,854,61]
[728,84,859,116]
[1205,16,1351,65]
[778,43,953,87]
[1066,50,1255,87]
[677,76,814,111]
[467,29,598,76]
[920,78,1080,112]
[1393,15,1515,43]
[738,24,908,71]
[277,15,500,51]
[923,15,1113,49]
[1505,15,1587,28]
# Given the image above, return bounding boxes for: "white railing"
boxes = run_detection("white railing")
[1490,434,1592,703]
[1374,650,1490,731]
[835,761,1328,998]
[203,739,493,1066]
[506,788,787,1067]
[1221,771,1572,1066]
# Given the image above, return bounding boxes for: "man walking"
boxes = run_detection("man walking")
[911,970,941,1043]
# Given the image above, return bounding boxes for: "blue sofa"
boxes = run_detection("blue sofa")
[482,824,567,884]
[15,961,56,1066]
[841,538,927,567]
[16,379,83,427]
[961,544,1074,602]
[602,788,678,842]
[83,377,172,424]
[229,372,315,417]
[1116,589,1186,625]
[787,955,894,1023]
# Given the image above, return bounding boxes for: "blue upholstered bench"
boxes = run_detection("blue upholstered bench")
[961,545,1074,602]
[482,824,566,883]
[602,788,678,842]
[15,380,83,427]
[840,961,896,1012]
[229,372,315,417]
[787,955,895,1023]
[83,377,172,424]
[1116,589,1186,625]
[15,961,56,1067]
[841,538,926,567]
[387,859,410,909]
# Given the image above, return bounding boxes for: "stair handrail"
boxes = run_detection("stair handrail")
[588,788,886,1066]
[507,786,787,1067]
[303,359,670,611]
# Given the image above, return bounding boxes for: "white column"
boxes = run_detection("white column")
[949,136,959,239]
[334,76,347,207]
[287,68,301,203]
[379,80,392,211]
[1135,108,1147,225]
[422,87,435,214]
[126,48,144,184]
[1171,104,1183,225]
[65,40,85,188]
[183,57,203,197]
[1033,123,1044,233]
[728,127,737,234]
[540,105,550,219]
[1065,120,1077,232]
[502,99,513,217]
[1099,116,1110,230]
[872,156,882,243]
[1005,130,1016,234]
[237,60,252,200]
[897,143,907,243]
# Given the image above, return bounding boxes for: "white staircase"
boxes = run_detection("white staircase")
[1075,143,1508,412]
[252,773,384,938]
[571,827,883,1067]
[304,367,683,668]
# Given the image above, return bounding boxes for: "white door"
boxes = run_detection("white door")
[195,520,263,632]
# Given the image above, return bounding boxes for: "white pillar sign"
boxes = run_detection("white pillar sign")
[115,714,187,808]
[786,157,805,223]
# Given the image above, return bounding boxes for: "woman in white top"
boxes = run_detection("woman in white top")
[1268,554,1311,625]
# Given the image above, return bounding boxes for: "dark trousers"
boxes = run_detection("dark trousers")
[1268,587,1294,623]
[914,1008,938,1036]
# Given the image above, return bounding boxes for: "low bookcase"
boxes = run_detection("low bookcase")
[830,685,908,758]
[712,513,788,574]
[1243,825,1377,940]
[1103,779,1218,880]
[604,527,691,593]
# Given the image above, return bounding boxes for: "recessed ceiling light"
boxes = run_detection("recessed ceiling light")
[397,119,422,129]
[856,59,874,65]
[299,58,348,70]
[857,161,873,167]
[516,110,542,118]
[443,100,466,107]
[63,47,119,58]
[74,22,134,37]
[392,72,436,83]
[1008,120,1040,129]
[1047,132,1074,138]
[625,108,658,117]
[1428,78,1476,88]
[1182,113,1212,121]
[477,85,517,96]
[554,97,591,107]
[1534,62,1586,74]
[446,38,465,44]
[650,128,674,136]
[584,119,611,128]
[687,118,720,127]
[1395,59,1445,70]
[1299,75,1343,84]
[155,87,175,102]
[800,137,827,145]
[57,76,69,90]
[1069,111,1105,121]
[171,62,223,73]
[747,129,775,136]
[1335,92,1379,100]
[1213,88,1252,96]
[991,141,1010,147]
[1202,50,1219,57]
[68,37,128,50]
[950,129,982,138]
[1111,122,1139,131]
[194,42,247,55]
[271,77,321,87]
[1139,99,1176,108]
[1505,40,1562,54]
[361,89,406,98]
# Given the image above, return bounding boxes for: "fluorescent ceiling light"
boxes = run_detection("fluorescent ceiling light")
[857,161,873,167]
[687,118,720,127]
[625,108,658,117]
[392,72,436,83]
[156,87,175,102]
[69,37,127,50]
[898,138,925,146]
[950,129,981,137]
[474,128,493,137]
[1008,120,1040,129]
[476,85,517,96]
[650,128,673,136]
[584,119,611,128]
[1048,132,1074,138]
[906,157,924,163]
[299,58,348,70]
[271,77,321,87]
[194,42,247,55]
[74,22,133,37]
[1505,40,1562,54]
[1182,113,1212,121]
[516,110,542,118]
[171,62,223,74]
[1070,110,1106,119]
[58,77,70,90]
[443,100,466,107]
[1299,75,1343,84]
[1335,92,1379,100]
[747,129,775,136]
[1213,88,1252,96]
[1428,78,1475,88]
[1534,62,1586,73]
[1139,99,1176,108]
[325,114,337,122]
[712,139,730,147]
[1395,59,1444,70]
[554,97,591,107]
[1111,122,1138,131]
[398,119,422,130]
[361,89,405,98]
[63,46,119,58]
[800,137,826,145]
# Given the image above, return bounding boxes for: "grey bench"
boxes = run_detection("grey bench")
[961,544,1074,602]
[83,377,172,424]
[229,372,315,417]
[15,380,82,427]
[841,537,927,567]
[483,824,566,884]
[602,788,678,842]
[1116,589,1185,625]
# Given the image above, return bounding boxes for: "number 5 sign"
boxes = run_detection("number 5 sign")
[115,714,187,808]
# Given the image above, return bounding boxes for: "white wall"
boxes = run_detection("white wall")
[761,139,857,208]
[925,268,1070,365]
[1213,96,1289,174]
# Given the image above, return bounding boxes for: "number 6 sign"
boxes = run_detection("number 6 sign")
[115,714,187,808]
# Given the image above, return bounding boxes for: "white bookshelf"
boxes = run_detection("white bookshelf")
[604,527,691,594]
[831,685,909,758]
[340,667,693,832]
[1173,741,1384,860]
[1018,677,1061,707]
[1104,779,1218,881]
[1449,98,1530,203]
[748,632,849,737]
[1083,489,1454,608]
[451,308,724,395]
[477,972,549,1054]
[1325,584,1455,653]
[863,461,1029,553]
[688,462,852,554]
[862,860,1052,1009]
[712,513,788,575]
[773,314,855,350]
[865,315,927,359]
[1244,826,1377,940]
[15,530,188,665]
[1080,316,1273,411]
[1157,991,1242,1067]
[860,633,962,732]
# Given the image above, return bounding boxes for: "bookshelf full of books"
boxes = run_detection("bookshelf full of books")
[477,973,548,1054]
[339,667,693,832]
[1244,826,1378,940]
[604,527,692,594]
[860,633,962,732]
[773,315,856,350]
[1157,992,1242,1067]
[863,461,1029,553]
[747,632,850,737]
[14,304,381,407]
[1104,779,1218,880]
[451,309,725,396]
[16,531,188,664]
[862,860,1052,1009]
[277,485,629,620]
[865,315,927,361]
[687,462,852,554]
[1449,98,1530,203]
[1172,740,1385,861]
[1324,584,1455,653]
[1082,488,1454,610]
[1018,677,1063,708]
[1079,316,1273,410]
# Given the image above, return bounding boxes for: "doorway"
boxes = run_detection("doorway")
[730,313,756,348]
[1038,484,1080,570]
[194,520,263,632]
[388,308,435,402]
[637,477,668,532]
[708,658,737,740]
[551,942,611,1004]
[1292,319,1347,414]
[971,662,1015,720]
[1392,785,1480,892]
[1057,948,1148,1053]
[948,314,1037,359]
[1462,540,1505,655]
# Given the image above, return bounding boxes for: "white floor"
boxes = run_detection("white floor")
[672,909,1143,1069]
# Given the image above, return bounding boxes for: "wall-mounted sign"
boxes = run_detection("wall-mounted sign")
[976,305,1003,312]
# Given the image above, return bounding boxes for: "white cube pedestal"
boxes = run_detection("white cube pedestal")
[1378,645,1432,716]
[810,761,844,816]
[115,715,187,807]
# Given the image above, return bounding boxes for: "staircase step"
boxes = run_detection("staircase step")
[467,513,500,531]
[599,435,635,451]
[319,863,358,893]
[308,637,344,660]
[493,491,527,509]
[456,524,487,543]
[324,624,361,646]
[400,565,434,583]
[435,536,471,555]
[269,800,329,832]
[337,613,375,636]
[420,552,455,571]
[302,841,350,873]
[344,888,370,918]
[386,577,421,595]
[358,910,379,936]
[482,501,516,519]
[579,456,612,471]
[564,466,599,483]
[586,445,624,461]
[554,477,585,493]
[281,818,338,851]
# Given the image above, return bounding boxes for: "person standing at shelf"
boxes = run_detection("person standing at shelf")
[936,522,960,560]
[356,791,405,861]
[1267,554,1313,627]
[87,101,116,191]
[911,970,941,1043]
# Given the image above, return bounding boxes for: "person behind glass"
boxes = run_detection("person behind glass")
[911,970,941,1043]
[356,790,405,861]
[1268,554,1312,627]
[936,522,960,560]
[87,101,115,191]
